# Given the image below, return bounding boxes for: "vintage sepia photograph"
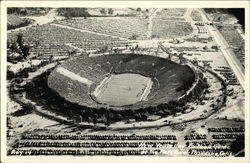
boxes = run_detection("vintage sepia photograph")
[1,1,249,163]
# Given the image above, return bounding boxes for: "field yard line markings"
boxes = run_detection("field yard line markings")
[140,78,153,101]
[56,67,93,85]
[93,75,114,98]
[51,23,128,40]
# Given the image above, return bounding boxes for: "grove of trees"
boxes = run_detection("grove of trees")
[57,8,90,18]
[7,33,30,61]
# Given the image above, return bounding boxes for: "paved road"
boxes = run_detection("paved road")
[198,9,245,90]
[22,8,62,25]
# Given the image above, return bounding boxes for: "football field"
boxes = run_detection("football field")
[94,73,153,106]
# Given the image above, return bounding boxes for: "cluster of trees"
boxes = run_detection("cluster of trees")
[57,8,90,19]
[7,33,30,62]
[7,7,50,16]
[8,7,27,15]
[100,8,114,15]
[135,8,149,13]
[99,8,148,16]
[7,60,49,80]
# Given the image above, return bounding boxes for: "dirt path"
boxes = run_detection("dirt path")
[184,8,193,22]
[22,8,63,25]
[183,8,199,38]
[147,8,162,39]
[7,8,63,34]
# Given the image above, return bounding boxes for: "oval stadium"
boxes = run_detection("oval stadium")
[48,54,195,110]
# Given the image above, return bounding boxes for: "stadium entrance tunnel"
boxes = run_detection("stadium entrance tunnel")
[92,73,153,107]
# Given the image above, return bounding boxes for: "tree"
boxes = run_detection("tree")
[104,46,108,52]
[20,9,28,15]
[203,45,208,51]
[10,42,22,54]
[104,112,111,126]
[192,57,198,65]
[65,12,70,19]
[136,8,142,12]
[100,8,106,15]
[49,55,54,63]
[135,44,139,50]
[208,36,213,41]
[7,40,11,49]
[21,45,30,58]
[8,33,30,59]
[211,45,219,50]
[17,33,24,47]
[57,8,90,18]
[35,41,40,47]
[129,34,138,40]
[217,25,223,30]
[108,8,114,15]
[7,8,21,14]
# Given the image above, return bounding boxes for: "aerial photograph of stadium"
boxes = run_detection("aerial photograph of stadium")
[3,6,247,157]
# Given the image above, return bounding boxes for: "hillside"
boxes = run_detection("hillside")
[7,14,33,30]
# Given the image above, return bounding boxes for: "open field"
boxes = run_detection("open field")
[191,10,203,21]
[152,20,193,39]
[155,8,186,18]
